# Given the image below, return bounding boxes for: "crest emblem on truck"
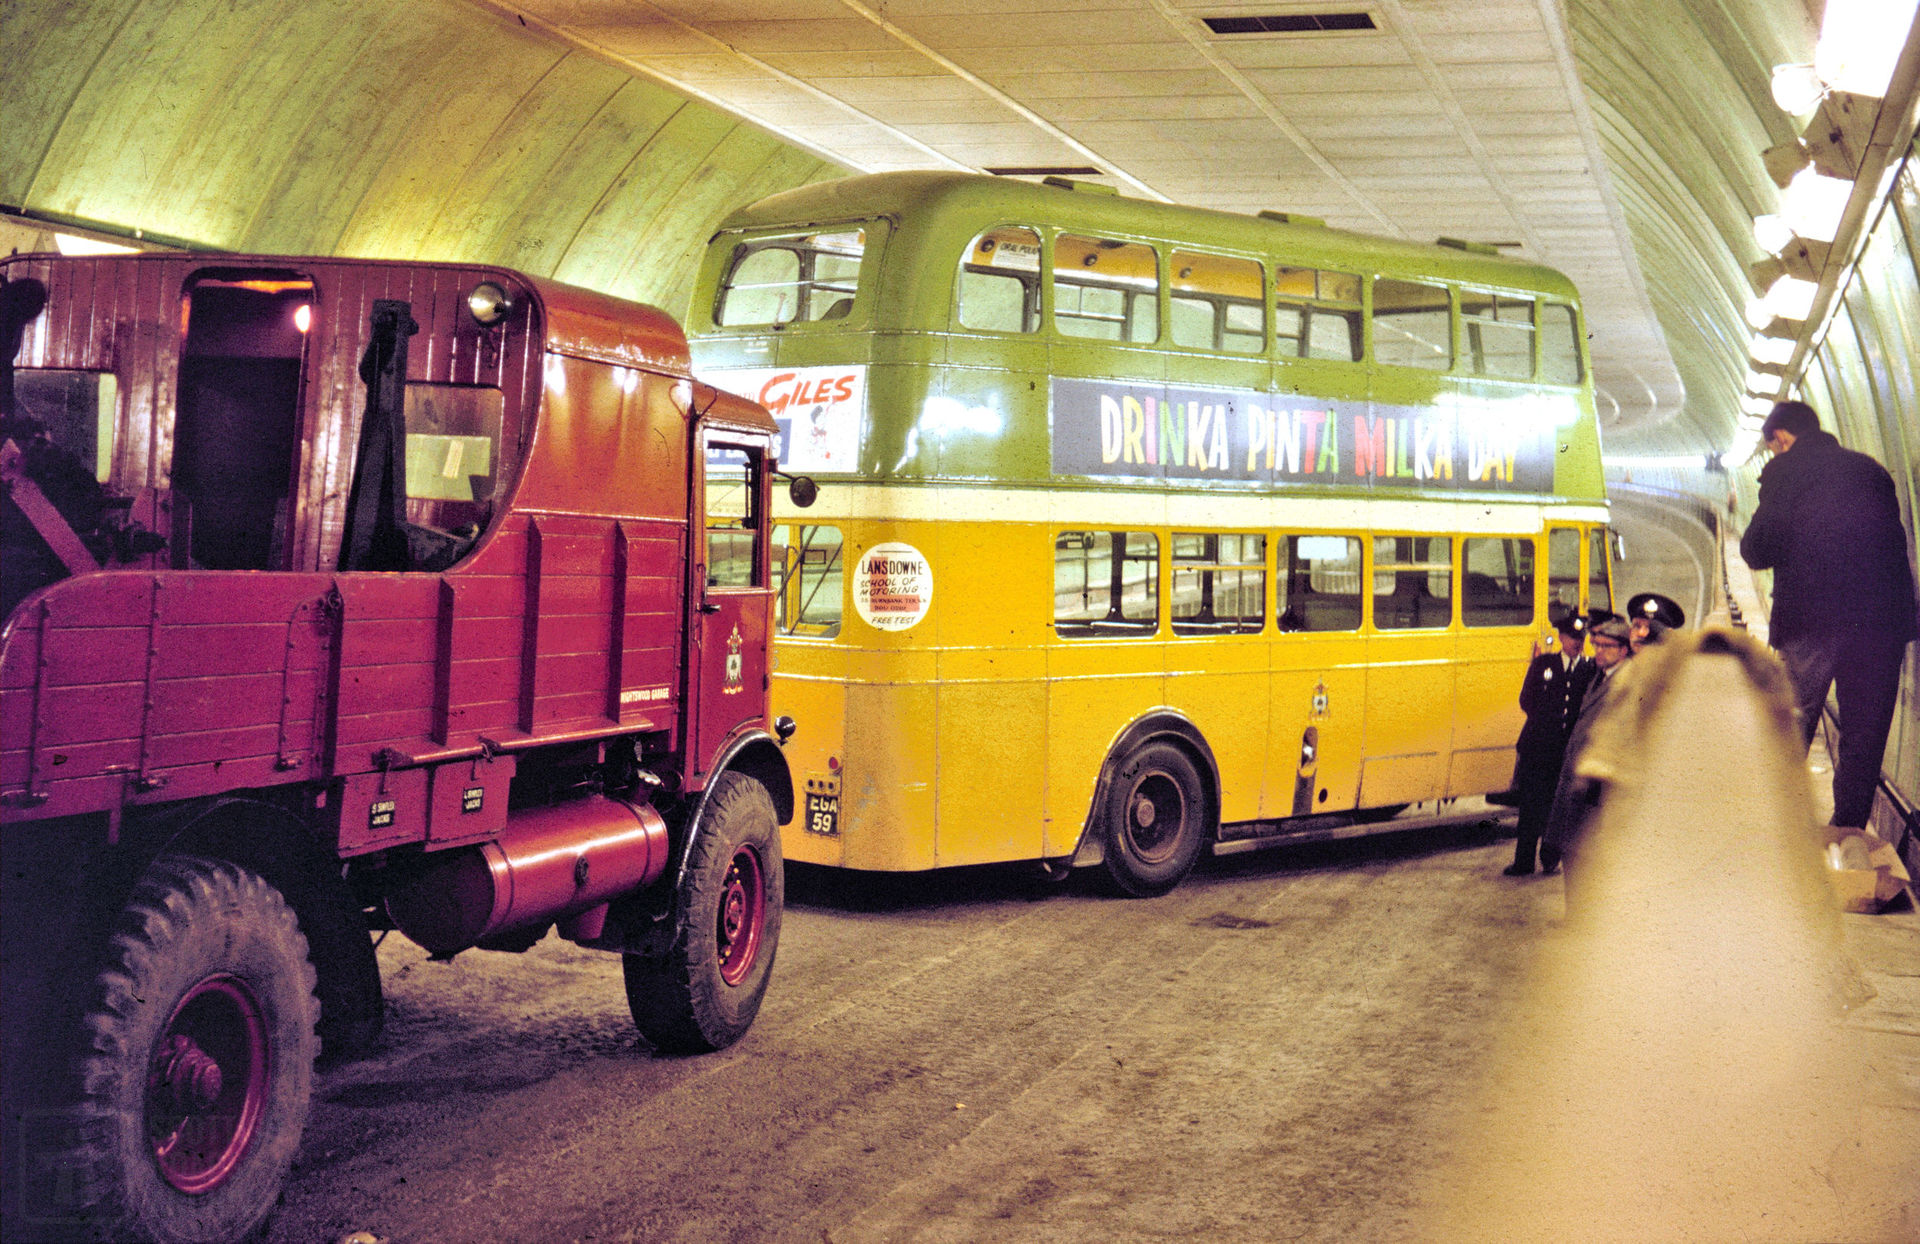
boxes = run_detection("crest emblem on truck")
[725,624,744,694]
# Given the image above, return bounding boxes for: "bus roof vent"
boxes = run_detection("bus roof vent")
[1041,176,1119,196]
[1437,237,1501,256]
[1203,12,1377,36]
[1258,210,1327,227]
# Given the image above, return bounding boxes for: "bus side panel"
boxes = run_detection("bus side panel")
[1169,636,1270,824]
[840,677,937,870]
[1265,638,1368,818]
[1448,624,1531,797]
[770,663,850,868]
[1359,631,1456,806]
[1044,640,1169,858]
[929,520,1050,866]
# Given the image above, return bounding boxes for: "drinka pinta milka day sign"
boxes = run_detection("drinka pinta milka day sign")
[707,365,1559,491]
[1050,378,1559,492]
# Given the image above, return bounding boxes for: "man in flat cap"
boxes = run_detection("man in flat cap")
[1503,609,1597,875]
[1739,400,1918,834]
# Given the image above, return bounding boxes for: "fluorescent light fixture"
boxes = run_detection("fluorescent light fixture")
[1761,275,1820,321]
[1771,63,1826,113]
[53,233,138,256]
[1740,395,1775,417]
[1745,370,1784,396]
[1752,213,1796,254]
[1816,0,1920,98]
[1780,166,1854,242]
[1750,335,1796,365]
[1743,297,1776,329]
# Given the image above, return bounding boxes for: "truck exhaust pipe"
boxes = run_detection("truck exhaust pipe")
[386,795,670,957]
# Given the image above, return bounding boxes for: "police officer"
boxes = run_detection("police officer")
[1625,591,1684,654]
[1504,608,1597,875]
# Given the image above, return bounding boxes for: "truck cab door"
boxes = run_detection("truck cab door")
[689,431,774,778]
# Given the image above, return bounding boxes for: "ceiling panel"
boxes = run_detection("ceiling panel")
[470,0,1868,453]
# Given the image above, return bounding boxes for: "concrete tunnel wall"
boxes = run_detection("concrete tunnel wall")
[2,0,849,319]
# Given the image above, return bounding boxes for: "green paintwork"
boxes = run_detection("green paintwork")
[689,172,1604,502]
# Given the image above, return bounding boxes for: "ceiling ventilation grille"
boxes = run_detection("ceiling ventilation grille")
[1203,13,1377,36]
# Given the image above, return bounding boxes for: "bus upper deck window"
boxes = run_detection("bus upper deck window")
[1054,235,1158,344]
[1274,268,1361,362]
[1461,292,1533,380]
[957,227,1040,333]
[715,229,867,327]
[1170,251,1264,355]
[1540,303,1582,384]
[1372,278,1451,371]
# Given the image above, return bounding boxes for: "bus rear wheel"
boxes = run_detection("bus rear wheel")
[61,856,318,1244]
[624,773,784,1054]
[1100,742,1208,897]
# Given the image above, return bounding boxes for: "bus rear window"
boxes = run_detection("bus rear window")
[715,229,867,327]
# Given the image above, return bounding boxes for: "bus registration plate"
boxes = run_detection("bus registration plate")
[803,776,840,836]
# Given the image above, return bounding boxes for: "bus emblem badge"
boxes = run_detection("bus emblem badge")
[1311,680,1330,719]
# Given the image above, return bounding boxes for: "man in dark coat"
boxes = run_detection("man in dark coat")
[1503,610,1596,875]
[1738,400,1919,831]
[1541,614,1632,874]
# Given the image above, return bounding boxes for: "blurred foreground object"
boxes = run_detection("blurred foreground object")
[1427,628,1918,1241]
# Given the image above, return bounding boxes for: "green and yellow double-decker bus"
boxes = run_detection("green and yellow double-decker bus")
[687,172,1612,896]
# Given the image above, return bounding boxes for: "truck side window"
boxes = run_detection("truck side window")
[705,442,763,588]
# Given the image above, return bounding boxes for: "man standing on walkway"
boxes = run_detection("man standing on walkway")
[1504,610,1596,875]
[1739,400,1918,832]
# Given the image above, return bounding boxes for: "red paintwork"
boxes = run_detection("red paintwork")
[1,253,778,884]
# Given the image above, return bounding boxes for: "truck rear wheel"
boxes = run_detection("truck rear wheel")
[624,773,783,1054]
[1100,742,1209,897]
[59,856,319,1243]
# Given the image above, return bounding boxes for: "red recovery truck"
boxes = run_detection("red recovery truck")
[0,252,803,1243]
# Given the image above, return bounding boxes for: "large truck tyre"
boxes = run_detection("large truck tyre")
[624,773,783,1054]
[57,856,319,1244]
[1099,742,1209,897]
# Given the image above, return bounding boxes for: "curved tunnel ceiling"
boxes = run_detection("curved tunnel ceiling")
[0,0,1874,465]
[2,0,846,317]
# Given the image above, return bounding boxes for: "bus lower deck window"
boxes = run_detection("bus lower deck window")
[1372,535,1452,629]
[1277,534,1362,631]
[1172,532,1266,634]
[1055,531,1158,636]
[1463,536,1535,626]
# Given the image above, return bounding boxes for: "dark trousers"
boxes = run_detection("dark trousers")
[1510,759,1563,870]
[1778,631,1911,828]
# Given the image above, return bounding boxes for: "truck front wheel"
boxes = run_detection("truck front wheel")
[60,856,319,1243]
[623,773,784,1054]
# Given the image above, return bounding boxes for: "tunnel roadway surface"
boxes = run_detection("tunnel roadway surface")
[274,820,1548,1244]
[269,492,1894,1243]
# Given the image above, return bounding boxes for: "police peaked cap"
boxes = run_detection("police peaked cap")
[1626,592,1685,629]
[1552,611,1588,637]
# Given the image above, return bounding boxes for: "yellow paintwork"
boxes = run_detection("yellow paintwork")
[772,511,1612,870]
